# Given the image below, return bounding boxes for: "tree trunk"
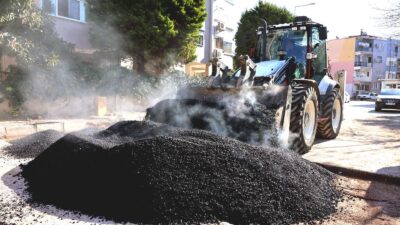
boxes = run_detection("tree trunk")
[135,54,146,75]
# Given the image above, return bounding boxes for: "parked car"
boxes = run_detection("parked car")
[357,91,377,101]
[375,89,400,111]
[344,91,350,103]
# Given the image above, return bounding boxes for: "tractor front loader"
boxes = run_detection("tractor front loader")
[146,16,343,154]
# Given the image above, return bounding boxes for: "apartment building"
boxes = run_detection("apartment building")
[328,32,400,97]
[34,0,92,53]
[186,0,238,76]
[0,0,92,72]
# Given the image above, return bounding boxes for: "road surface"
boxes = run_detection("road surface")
[305,100,400,225]
[305,100,400,178]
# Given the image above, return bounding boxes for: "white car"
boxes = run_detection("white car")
[357,91,377,101]
[344,91,350,103]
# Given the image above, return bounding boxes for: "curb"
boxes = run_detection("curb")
[316,163,400,186]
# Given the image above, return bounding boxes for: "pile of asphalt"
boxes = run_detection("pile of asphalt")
[5,130,64,158]
[146,99,279,146]
[21,121,341,225]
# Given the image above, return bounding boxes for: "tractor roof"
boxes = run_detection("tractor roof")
[268,16,324,31]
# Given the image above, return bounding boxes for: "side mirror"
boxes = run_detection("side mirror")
[318,26,328,40]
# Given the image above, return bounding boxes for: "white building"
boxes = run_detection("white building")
[186,0,238,76]
[34,0,93,53]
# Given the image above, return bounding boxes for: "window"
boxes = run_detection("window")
[375,56,382,63]
[42,0,56,15]
[223,41,233,54]
[41,0,86,22]
[311,27,321,47]
[198,35,204,47]
[368,57,372,63]
[215,37,224,49]
[311,27,327,80]
[367,71,370,77]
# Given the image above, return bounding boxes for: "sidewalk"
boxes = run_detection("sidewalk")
[0,112,146,140]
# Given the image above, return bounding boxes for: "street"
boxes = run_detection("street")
[305,100,400,178]
[0,100,399,225]
[304,100,400,225]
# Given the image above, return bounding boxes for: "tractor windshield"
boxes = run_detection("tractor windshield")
[266,28,307,66]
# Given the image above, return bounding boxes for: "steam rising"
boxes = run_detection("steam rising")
[17,61,205,118]
[7,6,293,151]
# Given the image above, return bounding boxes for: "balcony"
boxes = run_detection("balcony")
[354,73,372,82]
[386,66,399,72]
[355,47,372,52]
[354,61,372,68]
[355,47,373,55]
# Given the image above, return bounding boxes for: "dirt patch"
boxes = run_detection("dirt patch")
[21,121,341,224]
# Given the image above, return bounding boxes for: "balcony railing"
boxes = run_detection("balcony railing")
[354,73,372,82]
[386,66,398,72]
[355,47,372,52]
[354,62,372,67]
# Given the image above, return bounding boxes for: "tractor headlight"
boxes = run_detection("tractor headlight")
[376,98,382,102]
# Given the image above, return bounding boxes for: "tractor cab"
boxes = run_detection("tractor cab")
[253,16,328,84]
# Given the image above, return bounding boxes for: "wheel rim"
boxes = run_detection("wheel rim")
[332,98,341,132]
[303,99,316,146]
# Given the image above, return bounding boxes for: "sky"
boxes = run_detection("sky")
[234,0,397,40]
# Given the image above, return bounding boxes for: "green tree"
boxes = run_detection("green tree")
[0,0,73,116]
[234,2,293,58]
[0,0,72,67]
[86,0,207,75]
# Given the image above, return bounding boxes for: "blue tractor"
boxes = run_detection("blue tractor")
[147,17,343,154]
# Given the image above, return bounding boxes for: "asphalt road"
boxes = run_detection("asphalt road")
[304,100,400,178]
[306,100,400,225]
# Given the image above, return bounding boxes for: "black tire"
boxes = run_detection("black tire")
[317,88,343,139]
[289,83,318,154]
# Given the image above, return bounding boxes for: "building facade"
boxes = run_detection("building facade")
[328,33,400,97]
[35,0,92,52]
[1,0,92,72]
[186,0,238,76]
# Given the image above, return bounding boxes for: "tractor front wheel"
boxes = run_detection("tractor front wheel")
[289,83,318,154]
[317,88,343,139]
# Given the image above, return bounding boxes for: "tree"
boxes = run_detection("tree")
[234,2,293,58]
[86,0,207,75]
[378,2,400,36]
[0,0,73,115]
[0,0,72,67]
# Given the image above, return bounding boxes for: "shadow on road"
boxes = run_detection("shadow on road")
[368,109,400,114]
[364,166,400,221]
[357,115,400,130]
[348,103,374,109]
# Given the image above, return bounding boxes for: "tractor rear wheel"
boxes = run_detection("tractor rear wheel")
[317,88,343,139]
[289,83,318,154]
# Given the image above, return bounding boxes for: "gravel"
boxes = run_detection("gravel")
[146,99,279,146]
[21,120,342,225]
[4,130,64,159]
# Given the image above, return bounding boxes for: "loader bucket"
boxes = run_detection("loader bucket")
[145,85,292,147]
